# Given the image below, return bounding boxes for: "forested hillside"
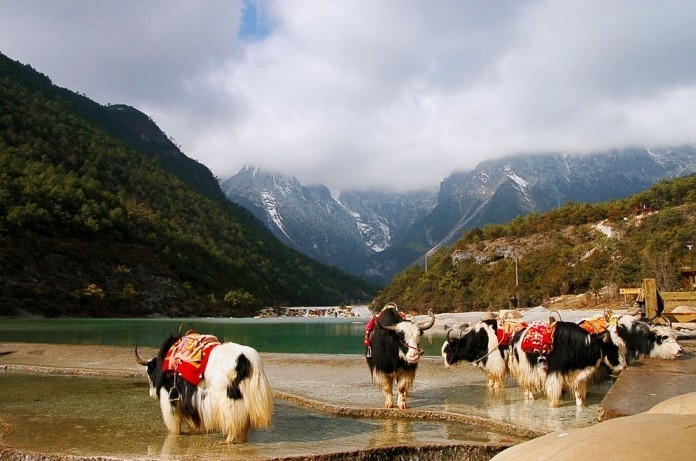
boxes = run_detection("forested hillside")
[0,52,375,317]
[375,174,696,313]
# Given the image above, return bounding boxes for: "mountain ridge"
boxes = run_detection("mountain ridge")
[0,51,376,317]
[223,147,696,283]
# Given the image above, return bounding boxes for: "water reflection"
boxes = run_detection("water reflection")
[0,372,521,460]
[437,378,611,433]
[0,317,448,356]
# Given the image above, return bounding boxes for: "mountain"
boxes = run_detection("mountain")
[374,172,696,313]
[374,148,696,277]
[223,148,696,283]
[0,52,376,317]
[220,167,436,276]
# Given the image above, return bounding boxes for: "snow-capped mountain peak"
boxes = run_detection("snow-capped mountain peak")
[222,146,696,282]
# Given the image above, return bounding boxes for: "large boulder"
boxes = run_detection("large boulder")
[647,391,696,415]
[492,393,696,461]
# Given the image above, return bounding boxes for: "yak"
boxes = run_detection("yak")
[579,312,685,370]
[611,314,685,364]
[365,304,435,409]
[441,319,511,389]
[135,330,273,443]
[509,320,611,407]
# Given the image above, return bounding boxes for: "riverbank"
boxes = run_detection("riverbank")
[2,307,695,461]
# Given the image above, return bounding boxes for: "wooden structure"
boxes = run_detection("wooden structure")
[621,278,696,324]
[661,291,696,323]
[642,279,696,324]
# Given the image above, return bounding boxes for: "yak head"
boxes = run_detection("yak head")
[135,336,178,398]
[374,307,435,364]
[134,346,159,398]
[441,321,496,368]
[649,325,685,359]
[614,315,685,361]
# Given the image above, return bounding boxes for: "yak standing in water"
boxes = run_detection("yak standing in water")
[135,329,273,443]
[509,319,613,408]
[441,319,515,390]
[365,304,435,409]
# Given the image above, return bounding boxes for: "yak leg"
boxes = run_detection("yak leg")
[545,372,563,408]
[574,380,588,407]
[216,397,252,443]
[396,369,415,410]
[396,380,409,410]
[383,379,395,408]
[373,370,395,408]
[159,389,182,434]
[225,426,248,444]
[571,368,594,407]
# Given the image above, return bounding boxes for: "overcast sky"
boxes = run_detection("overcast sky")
[1,1,696,192]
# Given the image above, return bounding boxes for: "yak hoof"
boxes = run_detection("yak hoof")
[384,402,394,409]
[223,436,247,444]
[397,402,407,410]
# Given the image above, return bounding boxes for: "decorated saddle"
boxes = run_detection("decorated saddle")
[520,320,556,356]
[495,319,528,347]
[163,331,221,385]
[578,310,616,335]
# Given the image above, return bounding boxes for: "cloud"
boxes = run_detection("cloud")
[1,0,696,192]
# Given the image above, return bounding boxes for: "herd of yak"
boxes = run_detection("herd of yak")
[134,304,685,443]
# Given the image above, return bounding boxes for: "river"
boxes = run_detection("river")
[0,316,447,356]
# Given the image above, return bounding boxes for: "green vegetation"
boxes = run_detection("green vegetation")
[0,52,376,317]
[375,174,696,313]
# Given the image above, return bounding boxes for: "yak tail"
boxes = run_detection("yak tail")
[238,348,274,429]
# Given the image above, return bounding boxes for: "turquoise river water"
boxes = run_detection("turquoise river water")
[0,317,447,356]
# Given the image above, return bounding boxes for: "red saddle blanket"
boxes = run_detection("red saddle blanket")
[520,321,556,355]
[496,319,528,347]
[163,332,221,385]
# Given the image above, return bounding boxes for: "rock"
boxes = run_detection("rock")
[648,391,696,415]
[492,392,696,461]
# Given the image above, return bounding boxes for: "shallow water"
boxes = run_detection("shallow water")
[0,372,525,460]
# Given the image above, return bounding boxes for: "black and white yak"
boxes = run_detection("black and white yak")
[509,320,619,407]
[609,314,685,365]
[441,319,512,390]
[135,332,273,443]
[365,305,435,409]
[578,311,685,370]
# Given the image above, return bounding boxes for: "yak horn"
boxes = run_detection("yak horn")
[418,310,436,331]
[134,345,150,366]
[459,322,471,339]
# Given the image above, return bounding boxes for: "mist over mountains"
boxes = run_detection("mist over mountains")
[222,147,696,283]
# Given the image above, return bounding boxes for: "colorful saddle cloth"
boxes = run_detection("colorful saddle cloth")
[496,319,528,347]
[163,332,221,385]
[578,311,616,335]
[520,320,556,355]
